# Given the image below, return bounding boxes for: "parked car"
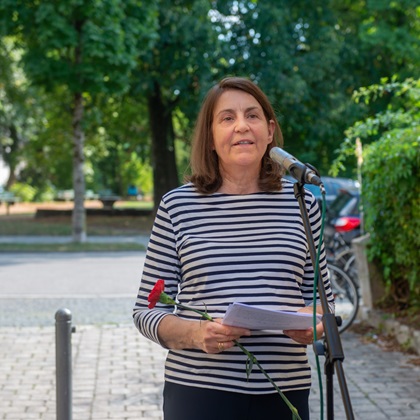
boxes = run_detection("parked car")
[283,175,360,208]
[324,188,361,245]
[303,176,360,207]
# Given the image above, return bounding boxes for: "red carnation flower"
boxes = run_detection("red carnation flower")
[148,279,165,309]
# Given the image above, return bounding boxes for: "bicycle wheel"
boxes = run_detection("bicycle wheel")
[334,248,359,287]
[328,263,359,333]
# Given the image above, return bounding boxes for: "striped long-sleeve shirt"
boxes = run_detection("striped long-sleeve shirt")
[133,180,334,394]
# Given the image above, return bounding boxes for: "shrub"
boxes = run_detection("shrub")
[333,77,420,311]
[34,184,56,202]
[9,182,37,202]
[362,127,420,308]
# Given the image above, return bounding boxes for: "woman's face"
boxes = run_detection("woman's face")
[212,89,274,173]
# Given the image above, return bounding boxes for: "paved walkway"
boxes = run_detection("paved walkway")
[1,251,419,419]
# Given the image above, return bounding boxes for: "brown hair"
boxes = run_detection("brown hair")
[187,77,285,194]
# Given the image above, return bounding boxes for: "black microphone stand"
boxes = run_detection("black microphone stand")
[292,172,354,420]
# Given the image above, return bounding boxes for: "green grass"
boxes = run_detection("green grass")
[0,217,72,235]
[0,214,153,236]
[1,216,154,236]
[0,216,153,236]
[113,200,153,209]
[0,201,153,252]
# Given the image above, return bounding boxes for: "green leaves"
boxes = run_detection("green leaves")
[331,78,420,176]
[363,128,420,287]
[333,76,419,308]
[363,122,419,304]
[1,0,157,94]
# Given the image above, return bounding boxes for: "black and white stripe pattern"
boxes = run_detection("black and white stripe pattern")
[133,180,334,394]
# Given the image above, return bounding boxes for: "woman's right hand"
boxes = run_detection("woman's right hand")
[158,315,251,353]
[197,319,251,354]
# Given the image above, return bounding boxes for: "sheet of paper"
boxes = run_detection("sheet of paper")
[222,302,321,330]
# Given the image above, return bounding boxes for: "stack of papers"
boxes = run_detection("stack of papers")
[222,302,322,330]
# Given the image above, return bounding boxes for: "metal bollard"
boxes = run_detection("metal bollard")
[55,308,75,420]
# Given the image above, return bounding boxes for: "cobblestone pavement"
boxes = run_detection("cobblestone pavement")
[1,252,419,419]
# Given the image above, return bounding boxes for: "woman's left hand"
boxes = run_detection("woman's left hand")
[283,306,324,345]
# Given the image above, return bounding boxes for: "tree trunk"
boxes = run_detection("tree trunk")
[5,123,19,189]
[5,170,16,189]
[71,91,86,243]
[147,81,180,212]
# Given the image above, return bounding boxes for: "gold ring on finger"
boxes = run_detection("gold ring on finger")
[218,342,224,352]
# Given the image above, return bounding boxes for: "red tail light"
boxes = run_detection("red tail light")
[334,217,360,232]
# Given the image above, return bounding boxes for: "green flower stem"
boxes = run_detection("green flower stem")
[234,340,301,420]
[176,303,213,320]
[159,293,301,420]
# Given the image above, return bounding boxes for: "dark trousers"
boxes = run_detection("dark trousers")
[163,381,310,420]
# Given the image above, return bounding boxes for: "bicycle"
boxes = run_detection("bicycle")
[328,262,359,333]
[326,232,359,287]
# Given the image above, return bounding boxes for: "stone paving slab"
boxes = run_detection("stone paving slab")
[0,324,165,420]
[1,250,419,419]
[0,297,134,327]
[1,324,419,420]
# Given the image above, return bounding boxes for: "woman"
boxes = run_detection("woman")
[133,77,334,419]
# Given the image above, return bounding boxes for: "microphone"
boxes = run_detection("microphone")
[269,147,322,186]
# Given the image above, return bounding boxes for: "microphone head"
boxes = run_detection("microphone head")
[269,147,323,186]
[269,147,295,166]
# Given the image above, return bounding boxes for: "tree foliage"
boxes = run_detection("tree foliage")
[1,0,420,216]
[212,1,352,169]
[0,37,41,189]
[0,0,156,241]
[130,0,220,209]
[209,0,420,176]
